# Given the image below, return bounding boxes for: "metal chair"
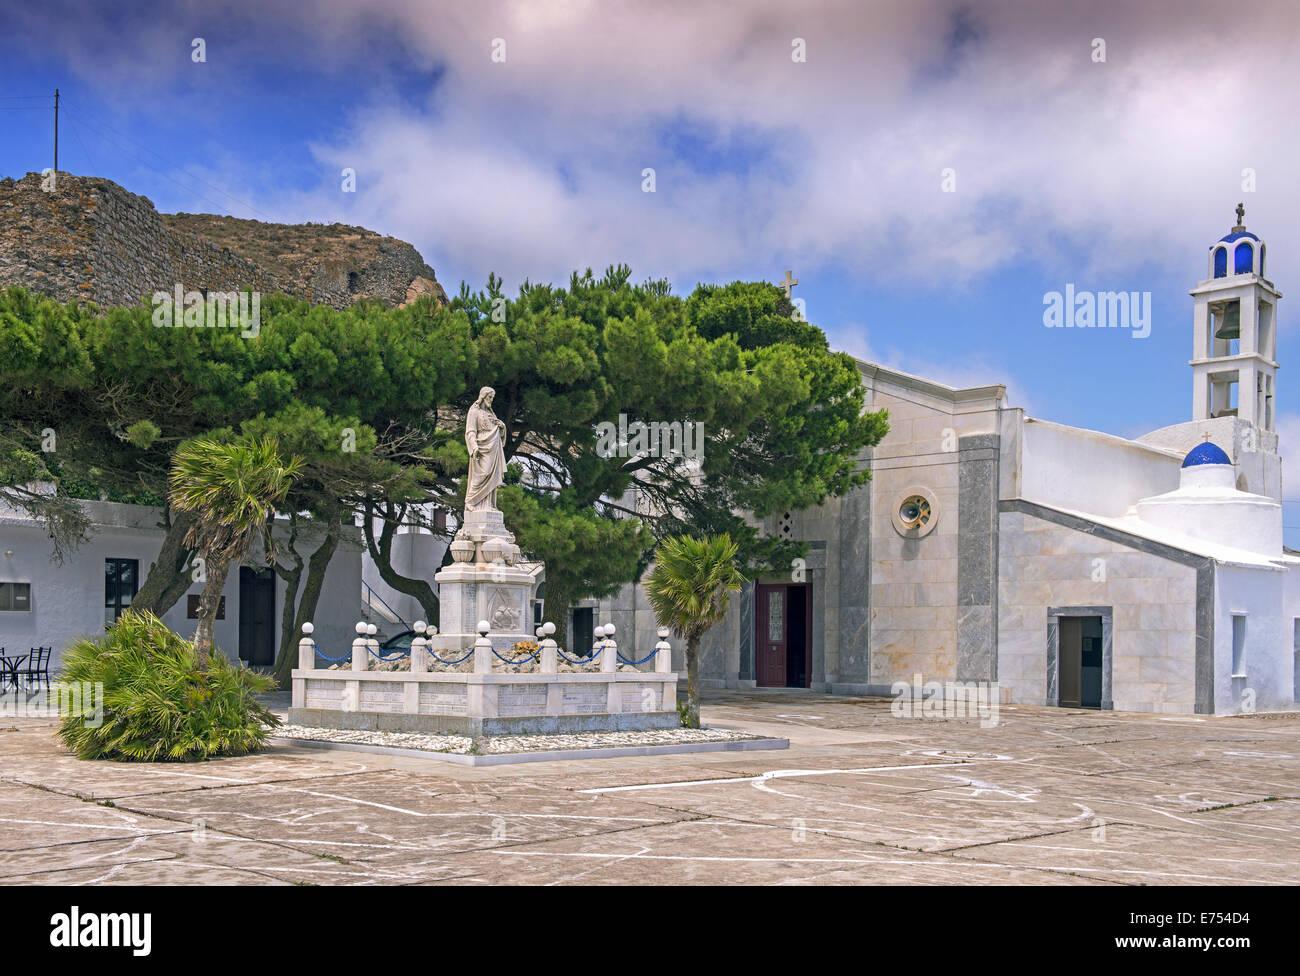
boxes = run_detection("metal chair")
[0,648,26,693]
[24,647,51,690]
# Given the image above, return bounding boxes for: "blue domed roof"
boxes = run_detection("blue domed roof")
[1182,442,1232,467]
[1219,230,1260,244]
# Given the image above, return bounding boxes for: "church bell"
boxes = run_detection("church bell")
[1214,301,1240,341]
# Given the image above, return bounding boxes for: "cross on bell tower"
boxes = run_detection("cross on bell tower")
[777,269,798,299]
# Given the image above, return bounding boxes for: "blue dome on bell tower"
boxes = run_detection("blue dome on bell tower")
[1210,203,1264,278]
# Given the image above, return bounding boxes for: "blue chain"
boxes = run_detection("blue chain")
[617,649,658,666]
[556,646,601,665]
[312,642,354,664]
[370,646,411,661]
[426,647,475,665]
[493,647,540,664]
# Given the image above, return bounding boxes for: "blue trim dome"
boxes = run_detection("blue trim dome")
[1182,442,1231,468]
[1219,230,1260,243]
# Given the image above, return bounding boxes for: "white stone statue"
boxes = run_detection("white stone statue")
[465,386,506,513]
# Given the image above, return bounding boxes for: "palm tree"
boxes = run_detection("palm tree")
[169,437,302,665]
[645,533,746,728]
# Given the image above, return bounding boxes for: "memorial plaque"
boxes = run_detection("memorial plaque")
[359,682,405,713]
[498,683,547,717]
[562,685,608,714]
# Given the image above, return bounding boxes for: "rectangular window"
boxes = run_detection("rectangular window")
[105,558,139,623]
[0,582,32,611]
[1231,614,1247,676]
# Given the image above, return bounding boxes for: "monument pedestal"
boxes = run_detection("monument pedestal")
[431,561,535,653]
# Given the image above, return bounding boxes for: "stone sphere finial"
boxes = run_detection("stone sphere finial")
[413,620,426,634]
[477,619,491,635]
[366,623,377,636]
[355,621,367,635]
[594,625,607,639]
[657,626,669,639]
[302,622,314,635]
[604,622,616,636]
[543,621,556,636]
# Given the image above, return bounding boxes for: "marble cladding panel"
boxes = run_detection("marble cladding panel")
[997,510,1198,709]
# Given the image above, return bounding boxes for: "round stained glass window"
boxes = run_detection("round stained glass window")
[891,486,939,538]
[899,495,931,529]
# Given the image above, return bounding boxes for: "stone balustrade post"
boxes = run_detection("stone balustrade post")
[538,621,557,673]
[600,622,618,673]
[473,619,493,674]
[351,621,369,672]
[298,622,317,670]
[654,626,673,674]
[410,620,428,675]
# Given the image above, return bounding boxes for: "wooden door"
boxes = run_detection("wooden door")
[756,584,788,687]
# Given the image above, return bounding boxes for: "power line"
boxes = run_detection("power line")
[67,113,98,176]
[61,105,273,219]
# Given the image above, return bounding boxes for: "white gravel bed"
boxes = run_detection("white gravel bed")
[272,723,758,755]
[273,724,474,754]
[480,726,758,754]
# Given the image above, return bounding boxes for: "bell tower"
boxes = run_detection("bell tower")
[1190,203,1281,430]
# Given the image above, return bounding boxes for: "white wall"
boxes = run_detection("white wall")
[998,509,1199,712]
[1020,418,1181,518]
[360,523,446,629]
[0,502,361,672]
[1215,564,1294,713]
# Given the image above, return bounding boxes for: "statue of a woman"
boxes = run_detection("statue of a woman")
[464,386,506,513]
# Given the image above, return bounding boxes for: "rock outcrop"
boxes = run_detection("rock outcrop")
[0,171,447,310]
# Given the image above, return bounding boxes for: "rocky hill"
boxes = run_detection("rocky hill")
[0,171,447,310]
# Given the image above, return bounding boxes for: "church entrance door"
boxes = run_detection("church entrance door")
[755,583,811,688]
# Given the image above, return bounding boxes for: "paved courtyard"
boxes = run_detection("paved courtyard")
[2,691,1298,885]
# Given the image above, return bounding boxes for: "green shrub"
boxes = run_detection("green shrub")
[57,610,280,761]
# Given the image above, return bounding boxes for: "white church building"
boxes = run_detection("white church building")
[594,210,1300,716]
[3,211,1298,716]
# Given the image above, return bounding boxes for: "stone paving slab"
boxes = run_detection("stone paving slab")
[413,818,1110,886]
[950,820,1298,885]
[103,768,698,872]
[0,828,414,885]
[0,779,191,851]
[3,693,1299,884]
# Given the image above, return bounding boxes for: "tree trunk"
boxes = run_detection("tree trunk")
[273,519,339,685]
[269,516,306,684]
[685,634,701,728]
[192,554,231,667]
[134,509,197,616]
[544,578,575,649]
[363,502,440,623]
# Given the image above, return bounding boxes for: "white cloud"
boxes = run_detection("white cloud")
[25,1,1300,306]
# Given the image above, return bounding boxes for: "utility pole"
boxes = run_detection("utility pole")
[53,88,59,174]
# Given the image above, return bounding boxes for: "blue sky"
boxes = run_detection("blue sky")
[4,0,1300,538]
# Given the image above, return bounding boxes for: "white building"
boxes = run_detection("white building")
[591,210,1299,715]
[0,500,361,671]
